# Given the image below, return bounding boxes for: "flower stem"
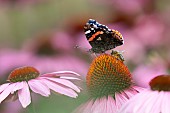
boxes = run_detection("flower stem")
[27,94,37,113]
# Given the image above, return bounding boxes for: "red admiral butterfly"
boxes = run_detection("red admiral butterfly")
[84,19,124,53]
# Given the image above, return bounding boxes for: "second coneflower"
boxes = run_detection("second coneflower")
[74,54,143,113]
[118,75,170,113]
[0,66,81,108]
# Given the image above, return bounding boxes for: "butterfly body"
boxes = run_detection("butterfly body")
[84,19,124,53]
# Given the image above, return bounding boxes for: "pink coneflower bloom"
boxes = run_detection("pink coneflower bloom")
[74,54,142,113]
[0,66,81,108]
[119,75,170,113]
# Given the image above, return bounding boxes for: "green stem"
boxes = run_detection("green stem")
[27,94,37,113]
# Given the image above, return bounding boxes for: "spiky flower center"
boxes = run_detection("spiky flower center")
[86,54,132,98]
[8,66,40,83]
[149,75,170,91]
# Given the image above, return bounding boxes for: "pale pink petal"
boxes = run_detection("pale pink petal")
[11,82,24,94]
[91,98,101,112]
[132,86,145,92]
[41,79,78,98]
[132,91,151,112]
[107,96,116,113]
[100,97,107,112]
[90,97,109,113]
[60,76,81,80]
[123,87,142,98]
[18,81,31,108]
[41,71,80,77]
[41,77,80,92]
[138,91,159,113]
[115,93,129,109]
[161,92,170,113]
[28,79,50,97]
[118,90,165,113]
[0,83,16,103]
[149,91,164,113]
[118,91,149,113]
[0,83,10,92]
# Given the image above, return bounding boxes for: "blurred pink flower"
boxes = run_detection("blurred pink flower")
[0,49,33,76]
[90,0,154,14]
[23,31,77,55]
[116,31,145,63]
[0,66,81,108]
[133,14,165,47]
[0,31,89,77]
[118,75,170,113]
[32,55,89,76]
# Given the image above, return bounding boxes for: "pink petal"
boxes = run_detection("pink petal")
[149,91,164,113]
[162,92,170,113]
[18,81,31,108]
[107,96,116,113]
[132,86,145,92]
[0,83,16,103]
[132,91,151,112]
[28,79,50,97]
[41,77,80,92]
[41,71,80,77]
[138,91,159,112]
[11,82,24,94]
[115,93,129,109]
[0,83,10,92]
[41,79,78,98]
[60,76,81,80]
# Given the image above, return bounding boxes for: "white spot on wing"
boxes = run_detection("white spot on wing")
[85,30,91,34]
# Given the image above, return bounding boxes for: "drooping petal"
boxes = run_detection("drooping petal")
[0,83,16,103]
[28,79,50,97]
[40,71,80,77]
[41,79,78,98]
[0,83,10,93]
[11,82,24,94]
[18,81,31,108]
[41,77,80,92]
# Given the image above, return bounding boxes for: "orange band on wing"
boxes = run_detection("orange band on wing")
[88,31,103,42]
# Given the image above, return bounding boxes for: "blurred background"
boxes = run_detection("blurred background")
[0,0,170,113]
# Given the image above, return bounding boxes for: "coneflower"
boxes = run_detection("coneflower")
[0,66,81,108]
[119,75,170,113]
[74,54,142,113]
